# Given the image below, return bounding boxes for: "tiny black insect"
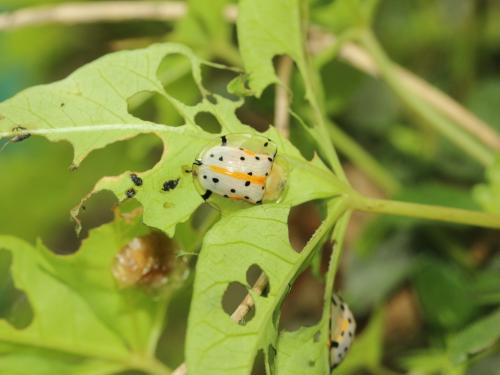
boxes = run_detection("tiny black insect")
[126,188,136,198]
[162,178,180,192]
[130,173,143,186]
[11,126,31,143]
[12,133,31,143]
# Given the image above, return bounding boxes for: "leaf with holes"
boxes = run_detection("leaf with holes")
[0,212,185,375]
[237,0,307,97]
[0,41,348,375]
[274,212,351,375]
[186,199,348,375]
[0,43,345,237]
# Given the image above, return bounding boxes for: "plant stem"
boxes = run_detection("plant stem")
[320,210,351,371]
[132,355,172,375]
[353,195,500,229]
[359,29,494,166]
[328,123,400,195]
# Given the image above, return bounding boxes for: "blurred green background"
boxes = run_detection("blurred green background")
[0,0,499,374]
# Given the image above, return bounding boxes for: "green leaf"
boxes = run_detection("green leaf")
[473,153,500,214]
[414,258,477,330]
[185,198,348,375]
[344,237,416,314]
[275,326,323,375]
[172,0,233,56]
[312,0,381,34]
[0,213,184,375]
[1,43,344,237]
[400,349,465,375]
[237,0,307,97]
[448,308,500,364]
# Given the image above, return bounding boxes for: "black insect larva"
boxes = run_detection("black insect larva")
[162,178,180,192]
[130,173,143,186]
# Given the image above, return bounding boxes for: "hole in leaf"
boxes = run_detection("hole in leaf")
[221,282,255,325]
[157,285,192,368]
[251,349,266,375]
[279,268,324,331]
[246,264,270,297]
[157,53,201,106]
[289,115,316,161]
[0,134,162,254]
[201,63,239,101]
[288,200,324,252]
[0,249,34,329]
[235,85,274,132]
[127,90,184,126]
[190,203,218,231]
[194,111,222,134]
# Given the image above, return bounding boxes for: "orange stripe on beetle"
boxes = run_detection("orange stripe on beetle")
[208,165,266,185]
[241,148,257,157]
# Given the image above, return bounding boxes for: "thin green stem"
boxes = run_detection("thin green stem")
[297,3,348,183]
[359,29,494,166]
[320,209,351,372]
[328,122,400,195]
[132,355,172,375]
[353,195,500,229]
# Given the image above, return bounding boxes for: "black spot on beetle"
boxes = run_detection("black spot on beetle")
[244,196,250,200]
[268,157,273,162]
[256,200,262,204]
[203,175,207,179]
[240,156,245,161]
[130,173,143,186]
[264,142,269,147]
[255,156,260,160]
[224,194,228,198]
[210,154,214,158]
[265,172,269,176]
[230,188,236,193]
[212,178,219,183]
[162,178,180,191]
[332,341,339,348]
[221,135,227,145]
[245,181,250,186]
[247,171,253,175]
[126,188,136,198]
[219,156,223,161]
